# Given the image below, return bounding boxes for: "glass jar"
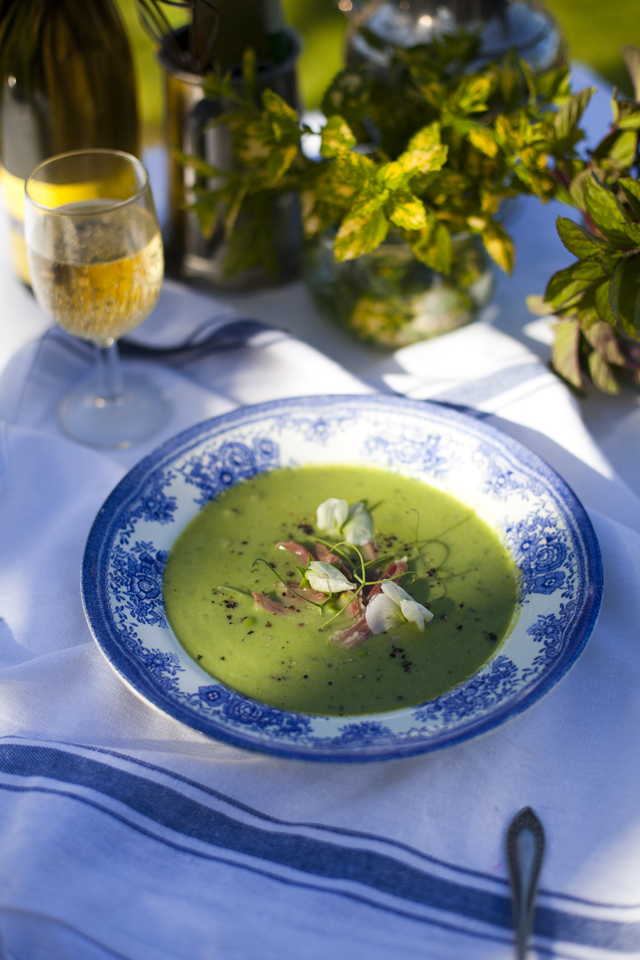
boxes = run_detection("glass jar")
[303,229,494,349]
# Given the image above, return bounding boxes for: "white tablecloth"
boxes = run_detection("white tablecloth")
[1,66,639,960]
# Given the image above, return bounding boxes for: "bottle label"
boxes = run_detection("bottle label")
[0,166,30,284]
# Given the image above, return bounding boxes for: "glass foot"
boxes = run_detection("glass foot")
[58,371,172,449]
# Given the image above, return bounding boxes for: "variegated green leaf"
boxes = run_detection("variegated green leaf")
[266,144,298,183]
[410,221,452,274]
[454,76,492,114]
[334,206,390,261]
[467,124,499,157]
[262,89,299,124]
[388,194,428,231]
[482,220,514,273]
[320,116,357,158]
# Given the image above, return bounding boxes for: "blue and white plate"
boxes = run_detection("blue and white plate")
[82,395,602,761]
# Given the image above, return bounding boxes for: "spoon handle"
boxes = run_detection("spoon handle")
[506,807,545,960]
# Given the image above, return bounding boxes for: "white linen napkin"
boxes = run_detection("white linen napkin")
[1,286,640,960]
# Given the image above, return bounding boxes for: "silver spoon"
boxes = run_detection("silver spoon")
[506,807,546,960]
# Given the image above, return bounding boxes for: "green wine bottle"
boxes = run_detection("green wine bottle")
[0,0,139,284]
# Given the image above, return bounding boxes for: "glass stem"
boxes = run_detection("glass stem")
[96,342,125,403]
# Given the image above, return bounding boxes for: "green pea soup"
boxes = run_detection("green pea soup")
[163,465,519,716]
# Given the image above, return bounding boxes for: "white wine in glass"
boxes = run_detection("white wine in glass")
[24,149,171,447]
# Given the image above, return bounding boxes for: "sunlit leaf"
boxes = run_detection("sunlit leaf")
[553,88,594,143]
[551,320,583,390]
[320,116,357,159]
[388,194,428,231]
[556,216,610,259]
[334,206,389,261]
[583,320,627,364]
[588,351,620,394]
[623,45,640,101]
[482,220,514,273]
[583,176,633,245]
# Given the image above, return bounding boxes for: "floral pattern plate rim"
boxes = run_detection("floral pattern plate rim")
[82,395,602,762]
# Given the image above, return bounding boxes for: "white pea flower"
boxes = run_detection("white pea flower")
[306,561,356,595]
[316,497,373,546]
[365,580,434,634]
[343,501,373,546]
[316,498,348,538]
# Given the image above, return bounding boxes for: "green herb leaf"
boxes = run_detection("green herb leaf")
[583,319,627,364]
[556,216,610,259]
[482,220,514,273]
[608,256,640,336]
[588,351,620,394]
[453,75,492,114]
[623,222,640,245]
[544,264,591,309]
[583,177,633,245]
[571,258,606,281]
[410,220,451,273]
[622,45,640,101]
[619,178,640,220]
[552,319,583,390]
[320,116,357,158]
[595,277,619,327]
[553,87,594,144]
[526,294,553,316]
[607,130,639,168]
[334,204,390,261]
[388,194,428,231]
[321,67,371,128]
[467,123,499,157]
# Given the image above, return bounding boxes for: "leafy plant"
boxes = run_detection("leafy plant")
[183,31,593,280]
[529,46,640,394]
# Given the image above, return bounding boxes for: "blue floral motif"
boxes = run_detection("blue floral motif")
[331,721,395,745]
[522,601,577,680]
[506,512,573,598]
[533,570,565,594]
[476,446,546,501]
[414,656,519,725]
[365,434,449,478]
[272,414,352,445]
[179,688,313,738]
[198,685,230,705]
[110,608,184,692]
[109,541,169,627]
[177,436,280,506]
[118,472,178,544]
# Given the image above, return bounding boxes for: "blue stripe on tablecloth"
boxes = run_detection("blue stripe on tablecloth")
[38,738,640,913]
[0,743,638,954]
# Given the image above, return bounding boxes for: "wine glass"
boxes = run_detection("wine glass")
[24,149,171,448]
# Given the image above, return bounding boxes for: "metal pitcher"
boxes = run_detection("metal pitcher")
[161,26,302,290]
